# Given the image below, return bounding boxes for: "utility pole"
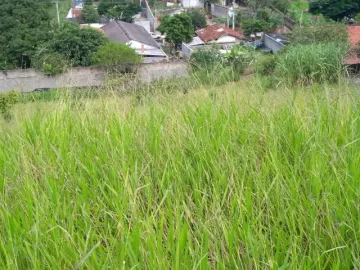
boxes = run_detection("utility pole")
[55,0,60,27]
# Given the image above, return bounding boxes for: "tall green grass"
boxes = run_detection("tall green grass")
[0,81,360,269]
[276,43,346,85]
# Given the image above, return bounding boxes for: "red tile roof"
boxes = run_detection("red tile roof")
[196,24,245,43]
[72,8,82,18]
[345,26,360,65]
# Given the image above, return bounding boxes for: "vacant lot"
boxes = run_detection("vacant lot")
[1,80,360,269]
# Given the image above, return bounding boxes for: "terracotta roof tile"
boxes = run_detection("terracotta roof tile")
[345,26,360,65]
[196,24,245,43]
[72,8,82,18]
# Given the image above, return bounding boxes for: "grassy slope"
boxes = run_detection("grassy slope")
[1,80,360,269]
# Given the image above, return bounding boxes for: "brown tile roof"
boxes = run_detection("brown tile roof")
[196,24,245,43]
[72,8,82,18]
[345,26,360,65]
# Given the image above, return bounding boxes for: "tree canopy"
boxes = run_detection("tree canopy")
[157,14,194,46]
[81,5,100,23]
[0,0,52,69]
[186,9,207,30]
[38,22,107,67]
[309,0,360,21]
[98,0,141,22]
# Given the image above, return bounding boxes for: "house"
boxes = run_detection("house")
[182,24,245,59]
[195,24,245,46]
[180,0,203,8]
[345,25,360,70]
[101,21,167,63]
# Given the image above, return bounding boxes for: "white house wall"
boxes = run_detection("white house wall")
[127,40,157,50]
[181,0,203,8]
[216,35,238,44]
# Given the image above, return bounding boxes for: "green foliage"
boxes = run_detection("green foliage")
[91,42,140,72]
[215,17,227,25]
[46,22,107,67]
[241,19,264,35]
[355,13,360,24]
[0,0,52,69]
[84,0,93,5]
[1,82,360,269]
[309,0,360,21]
[157,14,194,46]
[256,55,277,75]
[81,5,100,23]
[245,0,290,13]
[33,52,68,75]
[0,91,19,121]
[290,23,348,45]
[186,8,207,30]
[190,46,254,84]
[239,8,284,35]
[98,0,141,22]
[276,43,346,85]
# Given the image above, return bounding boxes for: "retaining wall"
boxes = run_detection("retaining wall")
[0,62,188,93]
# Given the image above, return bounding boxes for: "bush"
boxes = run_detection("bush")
[241,19,264,36]
[81,5,100,23]
[256,55,277,75]
[276,43,346,85]
[0,91,19,121]
[186,8,207,30]
[91,42,141,72]
[190,46,254,85]
[33,52,68,75]
[290,23,348,45]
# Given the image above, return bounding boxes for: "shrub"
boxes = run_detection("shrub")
[290,23,348,45]
[189,46,224,71]
[33,52,68,75]
[91,42,141,72]
[0,91,19,121]
[256,55,277,75]
[190,46,254,85]
[186,8,207,30]
[81,5,100,23]
[214,17,227,25]
[241,19,264,36]
[276,43,346,85]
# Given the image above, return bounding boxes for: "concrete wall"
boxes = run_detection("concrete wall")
[211,4,229,18]
[263,34,285,54]
[0,62,188,93]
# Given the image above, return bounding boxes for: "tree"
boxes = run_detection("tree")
[0,0,52,69]
[84,0,93,5]
[81,5,100,23]
[91,42,140,72]
[98,0,141,22]
[186,9,207,30]
[43,22,107,67]
[245,0,290,13]
[157,14,194,46]
[309,0,360,21]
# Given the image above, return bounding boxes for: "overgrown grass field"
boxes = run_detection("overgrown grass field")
[1,80,360,269]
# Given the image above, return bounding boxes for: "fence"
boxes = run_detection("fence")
[0,62,188,93]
